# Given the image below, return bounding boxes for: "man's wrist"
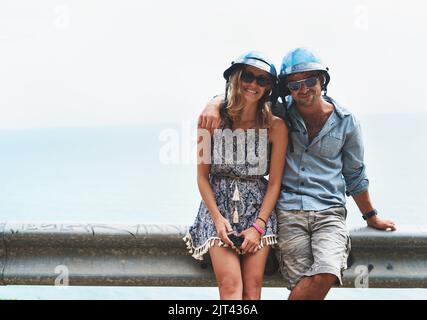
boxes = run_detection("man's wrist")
[362,209,378,221]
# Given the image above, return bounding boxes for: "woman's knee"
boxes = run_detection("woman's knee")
[217,277,242,295]
[242,287,261,300]
[242,277,263,299]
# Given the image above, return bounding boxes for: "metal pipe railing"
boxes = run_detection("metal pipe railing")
[1,221,426,288]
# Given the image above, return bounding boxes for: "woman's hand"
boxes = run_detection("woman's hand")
[239,227,261,254]
[214,216,234,247]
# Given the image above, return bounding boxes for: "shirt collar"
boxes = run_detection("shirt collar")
[323,96,350,119]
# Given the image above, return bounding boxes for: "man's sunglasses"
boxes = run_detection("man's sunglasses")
[286,76,319,91]
[241,71,271,87]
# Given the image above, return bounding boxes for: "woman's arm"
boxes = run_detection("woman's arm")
[197,131,234,247]
[258,117,288,225]
[239,117,288,253]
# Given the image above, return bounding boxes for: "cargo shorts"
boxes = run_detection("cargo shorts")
[275,206,351,290]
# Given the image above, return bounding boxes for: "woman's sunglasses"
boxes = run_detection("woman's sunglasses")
[286,76,319,91]
[240,71,271,87]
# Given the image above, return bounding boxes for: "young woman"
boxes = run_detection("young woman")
[184,51,288,300]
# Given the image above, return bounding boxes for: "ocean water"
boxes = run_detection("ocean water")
[1,113,427,299]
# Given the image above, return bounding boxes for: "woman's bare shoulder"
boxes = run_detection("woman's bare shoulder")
[271,116,287,132]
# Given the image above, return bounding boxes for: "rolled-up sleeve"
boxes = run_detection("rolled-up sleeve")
[342,117,369,196]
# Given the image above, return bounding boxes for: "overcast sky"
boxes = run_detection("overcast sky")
[1,0,426,129]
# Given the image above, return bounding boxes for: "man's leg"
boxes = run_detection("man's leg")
[289,273,337,300]
[276,209,313,293]
[289,207,350,300]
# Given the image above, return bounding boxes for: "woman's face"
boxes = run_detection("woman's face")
[239,65,271,104]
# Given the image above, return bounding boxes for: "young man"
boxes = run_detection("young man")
[198,47,396,300]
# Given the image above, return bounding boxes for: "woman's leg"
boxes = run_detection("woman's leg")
[209,243,243,300]
[241,246,270,300]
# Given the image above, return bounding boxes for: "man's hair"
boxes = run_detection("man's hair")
[318,73,326,89]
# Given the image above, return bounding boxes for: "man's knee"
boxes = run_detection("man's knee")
[312,273,337,287]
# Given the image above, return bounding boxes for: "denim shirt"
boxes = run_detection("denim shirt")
[275,96,369,211]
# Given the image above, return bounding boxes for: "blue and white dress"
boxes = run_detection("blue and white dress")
[183,127,278,260]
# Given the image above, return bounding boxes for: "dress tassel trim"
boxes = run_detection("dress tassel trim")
[183,233,278,261]
[258,234,278,248]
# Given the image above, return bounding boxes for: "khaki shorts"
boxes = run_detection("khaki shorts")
[276,206,351,290]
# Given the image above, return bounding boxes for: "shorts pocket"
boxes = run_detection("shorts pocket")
[342,234,352,270]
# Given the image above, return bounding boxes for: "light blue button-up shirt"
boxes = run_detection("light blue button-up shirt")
[275,96,369,211]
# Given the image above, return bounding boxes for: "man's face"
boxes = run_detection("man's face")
[286,71,322,108]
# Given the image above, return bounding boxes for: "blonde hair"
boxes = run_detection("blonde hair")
[222,68,273,129]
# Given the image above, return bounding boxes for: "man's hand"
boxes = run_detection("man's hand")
[367,215,396,231]
[352,191,396,231]
[198,95,224,132]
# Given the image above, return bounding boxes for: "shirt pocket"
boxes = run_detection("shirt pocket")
[320,132,343,158]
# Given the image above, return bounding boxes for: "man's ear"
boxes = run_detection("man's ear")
[319,74,326,89]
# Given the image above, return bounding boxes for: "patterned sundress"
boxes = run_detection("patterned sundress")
[183,126,278,260]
